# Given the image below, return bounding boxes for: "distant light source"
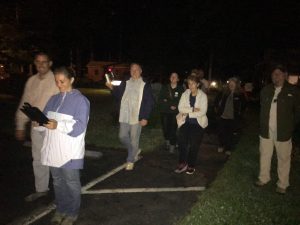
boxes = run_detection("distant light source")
[210,81,218,88]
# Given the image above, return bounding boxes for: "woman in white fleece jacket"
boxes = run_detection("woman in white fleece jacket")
[175,75,208,175]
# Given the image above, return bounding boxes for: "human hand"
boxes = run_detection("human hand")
[15,130,25,141]
[105,82,113,90]
[193,108,200,112]
[170,106,176,110]
[32,121,39,127]
[44,119,57,130]
[139,119,148,127]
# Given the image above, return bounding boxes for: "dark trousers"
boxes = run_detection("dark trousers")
[177,123,204,167]
[218,118,235,151]
[160,113,178,145]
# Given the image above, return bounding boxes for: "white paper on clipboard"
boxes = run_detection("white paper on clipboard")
[105,73,121,86]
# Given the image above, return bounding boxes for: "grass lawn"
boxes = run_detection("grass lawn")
[2,88,299,224]
[178,105,300,225]
[80,88,163,152]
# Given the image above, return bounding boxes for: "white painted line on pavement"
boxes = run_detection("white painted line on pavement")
[83,186,206,194]
[81,156,142,192]
[8,203,56,225]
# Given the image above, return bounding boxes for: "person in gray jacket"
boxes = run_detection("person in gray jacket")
[255,64,300,194]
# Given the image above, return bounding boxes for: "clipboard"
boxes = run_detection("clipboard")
[20,102,49,125]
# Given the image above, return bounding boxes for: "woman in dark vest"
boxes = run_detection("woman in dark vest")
[158,72,184,153]
[214,77,246,155]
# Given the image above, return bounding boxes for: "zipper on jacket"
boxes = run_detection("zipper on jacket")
[56,92,67,112]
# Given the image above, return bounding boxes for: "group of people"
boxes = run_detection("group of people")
[157,68,246,173]
[16,52,90,225]
[15,52,300,224]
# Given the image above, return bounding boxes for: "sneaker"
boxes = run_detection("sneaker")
[51,212,66,225]
[217,147,224,153]
[174,163,187,173]
[24,191,48,202]
[61,216,77,225]
[186,167,196,175]
[169,145,175,154]
[125,162,134,171]
[254,180,267,187]
[225,151,231,156]
[165,140,170,150]
[276,187,286,194]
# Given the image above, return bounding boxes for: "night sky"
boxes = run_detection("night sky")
[2,0,300,79]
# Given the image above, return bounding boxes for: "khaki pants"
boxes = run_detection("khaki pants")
[258,136,292,189]
[31,129,49,192]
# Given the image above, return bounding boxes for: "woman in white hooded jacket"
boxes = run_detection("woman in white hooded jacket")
[175,74,208,174]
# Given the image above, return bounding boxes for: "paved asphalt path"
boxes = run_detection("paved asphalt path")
[1,131,228,225]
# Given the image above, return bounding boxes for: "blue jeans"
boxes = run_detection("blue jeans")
[50,167,81,218]
[119,122,142,163]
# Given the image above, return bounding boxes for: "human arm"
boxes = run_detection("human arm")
[188,93,208,118]
[139,83,155,122]
[15,78,33,133]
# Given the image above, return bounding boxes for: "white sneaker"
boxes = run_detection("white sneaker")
[125,162,134,170]
[165,140,170,150]
[169,145,175,154]
[225,151,231,156]
[217,147,224,153]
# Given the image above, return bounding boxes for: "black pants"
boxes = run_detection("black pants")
[217,118,235,151]
[177,123,204,167]
[160,113,177,145]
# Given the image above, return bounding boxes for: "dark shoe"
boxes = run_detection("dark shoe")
[254,180,267,187]
[24,191,48,202]
[51,212,66,225]
[276,187,286,194]
[174,163,187,173]
[186,167,196,175]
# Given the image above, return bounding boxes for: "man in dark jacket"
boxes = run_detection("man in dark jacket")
[106,63,154,170]
[255,64,300,194]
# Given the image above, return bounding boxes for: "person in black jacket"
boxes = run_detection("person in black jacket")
[158,72,184,153]
[106,63,154,170]
[214,77,246,155]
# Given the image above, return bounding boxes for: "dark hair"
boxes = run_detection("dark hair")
[225,77,242,94]
[34,52,52,61]
[187,74,201,84]
[130,62,143,70]
[54,66,76,80]
[270,63,288,74]
[170,72,179,78]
